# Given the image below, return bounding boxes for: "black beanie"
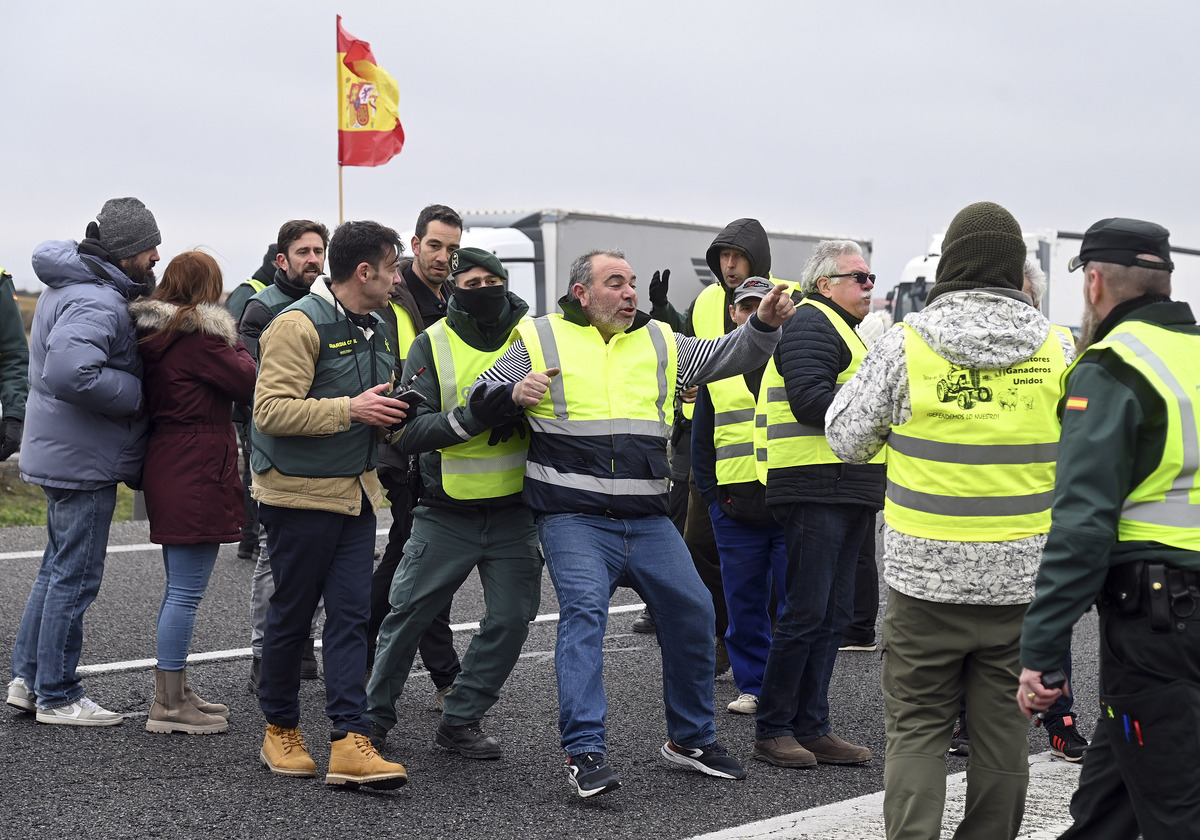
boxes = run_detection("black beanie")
[926,201,1025,306]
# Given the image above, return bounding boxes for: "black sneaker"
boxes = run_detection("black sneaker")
[1046,714,1088,762]
[949,716,970,757]
[661,740,748,780]
[566,752,621,798]
[435,720,502,760]
[631,609,655,634]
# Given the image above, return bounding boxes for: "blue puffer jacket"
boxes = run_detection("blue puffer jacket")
[19,240,149,489]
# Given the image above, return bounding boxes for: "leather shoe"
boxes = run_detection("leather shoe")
[752,736,817,768]
[631,609,655,634]
[800,732,872,765]
[435,720,502,760]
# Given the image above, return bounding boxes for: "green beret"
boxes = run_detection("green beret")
[450,247,508,282]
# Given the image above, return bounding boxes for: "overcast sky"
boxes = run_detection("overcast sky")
[3,0,1198,300]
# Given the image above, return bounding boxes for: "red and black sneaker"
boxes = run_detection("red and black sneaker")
[1046,714,1088,762]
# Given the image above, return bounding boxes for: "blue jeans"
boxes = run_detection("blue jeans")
[156,543,219,671]
[755,502,871,741]
[258,501,375,734]
[708,502,788,695]
[538,512,716,756]
[11,485,117,708]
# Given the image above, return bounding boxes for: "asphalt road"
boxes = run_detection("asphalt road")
[0,514,1099,840]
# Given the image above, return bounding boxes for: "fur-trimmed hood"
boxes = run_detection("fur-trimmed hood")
[130,299,240,347]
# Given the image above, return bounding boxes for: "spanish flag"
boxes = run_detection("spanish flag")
[337,16,405,167]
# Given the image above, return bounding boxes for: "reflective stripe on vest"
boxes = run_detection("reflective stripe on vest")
[391,301,418,365]
[247,278,267,293]
[884,325,1066,541]
[517,315,677,516]
[753,296,883,481]
[426,319,528,500]
[1088,322,1200,549]
[708,373,759,485]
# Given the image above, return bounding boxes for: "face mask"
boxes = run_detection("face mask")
[454,285,508,325]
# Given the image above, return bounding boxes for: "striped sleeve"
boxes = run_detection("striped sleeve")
[477,338,533,384]
[676,315,779,388]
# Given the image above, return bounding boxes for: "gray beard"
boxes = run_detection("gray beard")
[1077,302,1099,353]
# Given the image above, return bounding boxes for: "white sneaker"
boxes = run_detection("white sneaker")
[36,696,124,727]
[726,693,759,714]
[6,677,36,712]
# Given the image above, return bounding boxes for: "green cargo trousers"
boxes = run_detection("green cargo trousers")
[366,504,543,730]
[881,589,1030,840]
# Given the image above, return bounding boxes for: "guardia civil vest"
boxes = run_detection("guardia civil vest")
[885,325,1066,541]
[391,301,418,366]
[1087,321,1200,550]
[517,315,678,517]
[246,278,267,294]
[251,284,301,322]
[754,296,883,482]
[708,373,759,485]
[251,294,394,478]
[426,319,528,500]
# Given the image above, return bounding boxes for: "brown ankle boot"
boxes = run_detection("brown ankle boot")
[181,670,229,719]
[325,730,407,790]
[145,668,228,735]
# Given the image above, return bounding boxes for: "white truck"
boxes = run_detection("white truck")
[449,209,873,316]
[890,230,1200,331]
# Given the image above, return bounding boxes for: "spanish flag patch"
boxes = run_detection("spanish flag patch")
[1065,396,1089,411]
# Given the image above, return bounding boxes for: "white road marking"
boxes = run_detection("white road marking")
[75,602,647,675]
[685,753,1080,840]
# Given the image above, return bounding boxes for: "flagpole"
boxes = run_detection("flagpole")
[338,165,344,225]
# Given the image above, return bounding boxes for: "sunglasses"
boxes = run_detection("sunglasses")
[826,272,876,285]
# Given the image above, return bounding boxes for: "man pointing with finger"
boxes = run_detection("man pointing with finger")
[474,248,795,797]
[252,220,410,790]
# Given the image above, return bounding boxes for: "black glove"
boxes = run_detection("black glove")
[487,420,528,447]
[649,269,671,307]
[468,383,522,428]
[0,418,22,461]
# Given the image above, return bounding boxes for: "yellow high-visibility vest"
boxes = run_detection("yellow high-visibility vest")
[884,325,1066,541]
[391,301,419,365]
[517,315,678,517]
[708,373,759,485]
[426,319,528,500]
[754,296,883,482]
[1088,321,1200,549]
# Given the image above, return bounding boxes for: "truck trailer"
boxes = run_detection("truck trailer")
[445,209,872,316]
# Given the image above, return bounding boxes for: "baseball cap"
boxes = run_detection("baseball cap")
[733,276,773,305]
[1067,217,1173,272]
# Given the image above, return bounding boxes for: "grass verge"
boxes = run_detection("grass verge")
[0,466,135,527]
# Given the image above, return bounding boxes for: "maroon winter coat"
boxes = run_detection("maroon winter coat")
[131,300,257,544]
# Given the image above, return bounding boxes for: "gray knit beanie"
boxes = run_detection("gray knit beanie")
[926,201,1025,306]
[95,197,161,261]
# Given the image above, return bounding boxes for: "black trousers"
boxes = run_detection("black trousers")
[1059,602,1200,840]
[367,477,461,689]
[844,520,879,641]
[669,428,727,636]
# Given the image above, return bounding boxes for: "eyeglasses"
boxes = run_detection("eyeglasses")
[826,272,876,285]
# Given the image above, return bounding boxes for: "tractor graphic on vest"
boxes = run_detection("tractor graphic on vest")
[936,365,993,410]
